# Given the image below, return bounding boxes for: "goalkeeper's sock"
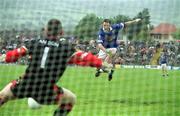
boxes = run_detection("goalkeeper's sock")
[53,103,73,116]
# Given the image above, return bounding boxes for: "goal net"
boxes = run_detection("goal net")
[0,0,180,116]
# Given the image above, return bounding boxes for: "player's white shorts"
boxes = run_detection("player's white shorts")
[161,63,167,69]
[98,48,117,60]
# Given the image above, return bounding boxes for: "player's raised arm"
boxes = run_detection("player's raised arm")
[124,18,141,26]
[0,46,28,63]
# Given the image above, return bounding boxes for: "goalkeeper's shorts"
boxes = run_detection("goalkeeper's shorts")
[10,77,64,105]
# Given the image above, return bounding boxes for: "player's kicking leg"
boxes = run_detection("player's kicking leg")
[96,48,116,81]
[96,50,111,77]
[108,53,118,81]
[95,64,109,77]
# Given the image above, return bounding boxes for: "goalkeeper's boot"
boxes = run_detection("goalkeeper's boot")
[108,69,114,81]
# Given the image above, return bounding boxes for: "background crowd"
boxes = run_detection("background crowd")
[0,29,180,66]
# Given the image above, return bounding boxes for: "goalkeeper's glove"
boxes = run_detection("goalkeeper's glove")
[0,54,6,62]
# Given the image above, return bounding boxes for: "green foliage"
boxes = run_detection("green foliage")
[172,28,180,40]
[73,8,152,41]
[127,8,151,41]
[112,15,131,24]
[73,14,102,40]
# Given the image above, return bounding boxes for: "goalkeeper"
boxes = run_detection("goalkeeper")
[0,19,111,116]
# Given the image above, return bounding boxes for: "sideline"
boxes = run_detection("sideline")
[115,64,180,70]
[1,63,180,70]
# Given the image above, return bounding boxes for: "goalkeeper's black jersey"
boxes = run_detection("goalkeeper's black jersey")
[24,38,75,84]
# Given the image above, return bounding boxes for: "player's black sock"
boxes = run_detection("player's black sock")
[108,69,114,81]
[95,69,101,77]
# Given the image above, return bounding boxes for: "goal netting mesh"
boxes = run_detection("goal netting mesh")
[0,0,180,116]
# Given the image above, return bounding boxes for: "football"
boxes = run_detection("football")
[28,98,41,109]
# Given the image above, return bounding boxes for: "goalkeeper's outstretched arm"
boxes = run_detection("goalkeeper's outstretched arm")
[0,46,27,63]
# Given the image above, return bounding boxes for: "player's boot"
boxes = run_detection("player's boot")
[95,61,112,77]
[95,69,101,77]
[95,66,110,77]
[108,69,114,81]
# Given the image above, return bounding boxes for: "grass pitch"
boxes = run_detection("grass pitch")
[0,64,180,116]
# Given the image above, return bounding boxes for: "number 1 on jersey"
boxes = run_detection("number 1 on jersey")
[40,47,49,68]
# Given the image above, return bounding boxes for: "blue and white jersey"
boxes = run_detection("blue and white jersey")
[159,52,168,64]
[97,23,124,48]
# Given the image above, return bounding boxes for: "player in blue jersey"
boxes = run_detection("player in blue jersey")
[96,18,141,80]
[159,49,169,77]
